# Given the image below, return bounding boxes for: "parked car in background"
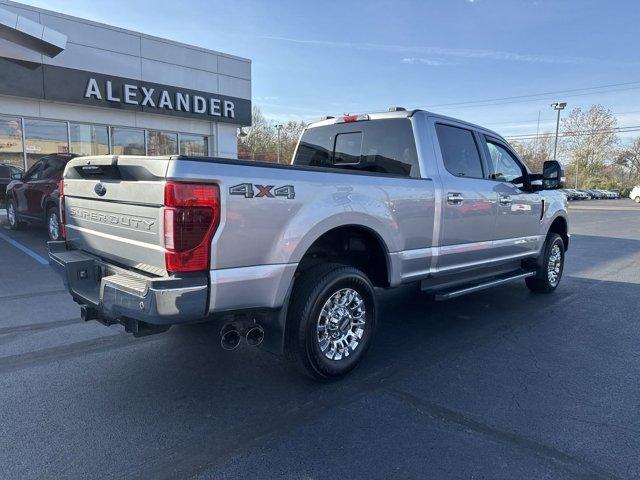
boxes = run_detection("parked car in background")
[586,189,605,199]
[573,189,590,200]
[609,190,620,199]
[596,189,612,199]
[630,186,640,203]
[5,153,78,240]
[0,163,23,203]
[603,190,618,199]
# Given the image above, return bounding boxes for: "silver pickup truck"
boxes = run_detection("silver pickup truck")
[49,108,569,380]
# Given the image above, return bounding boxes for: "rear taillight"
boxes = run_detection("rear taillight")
[163,182,220,273]
[59,179,66,239]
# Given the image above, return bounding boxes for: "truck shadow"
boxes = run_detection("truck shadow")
[88,264,640,478]
[85,231,640,404]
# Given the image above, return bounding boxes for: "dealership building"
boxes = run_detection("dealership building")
[0,0,251,172]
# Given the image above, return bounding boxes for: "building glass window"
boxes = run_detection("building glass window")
[111,127,145,155]
[147,130,178,156]
[179,134,207,156]
[23,119,69,168]
[70,123,109,156]
[0,116,24,170]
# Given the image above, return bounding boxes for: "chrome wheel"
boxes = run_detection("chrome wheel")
[316,288,366,361]
[48,210,60,240]
[7,202,16,226]
[547,243,562,287]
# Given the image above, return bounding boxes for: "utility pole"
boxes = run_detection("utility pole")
[550,101,567,162]
[535,110,541,150]
[275,124,283,163]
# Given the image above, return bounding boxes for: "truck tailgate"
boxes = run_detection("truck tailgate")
[63,156,169,276]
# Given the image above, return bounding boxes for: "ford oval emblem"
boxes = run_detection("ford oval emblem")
[94,183,107,197]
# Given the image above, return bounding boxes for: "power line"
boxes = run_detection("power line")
[487,109,640,128]
[506,125,640,141]
[424,80,640,109]
[509,124,640,137]
[430,86,640,111]
[353,80,640,116]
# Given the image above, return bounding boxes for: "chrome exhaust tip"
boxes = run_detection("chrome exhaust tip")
[245,326,264,347]
[221,329,241,350]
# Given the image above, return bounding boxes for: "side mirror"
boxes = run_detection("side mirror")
[542,160,563,190]
[10,172,23,180]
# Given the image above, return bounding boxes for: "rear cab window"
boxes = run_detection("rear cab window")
[293,119,421,178]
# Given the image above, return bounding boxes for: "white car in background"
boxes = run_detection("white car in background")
[630,186,640,203]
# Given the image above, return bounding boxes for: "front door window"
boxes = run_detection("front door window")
[484,141,525,186]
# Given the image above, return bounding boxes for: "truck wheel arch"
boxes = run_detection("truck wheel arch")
[44,200,58,221]
[294,224,391,288]
[548,215,569,251]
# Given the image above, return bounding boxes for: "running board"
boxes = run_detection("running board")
[433,271,536,301]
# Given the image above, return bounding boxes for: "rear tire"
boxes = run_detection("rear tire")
[46,206,62,241]
[526,233,565,293]
[285,263,377,381]
[635,196,640,203]
[6,199,25,230]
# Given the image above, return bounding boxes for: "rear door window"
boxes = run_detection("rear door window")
[435,124,483,179]
[294,119,420,177]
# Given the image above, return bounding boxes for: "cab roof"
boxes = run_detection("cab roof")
[306,108,505,142]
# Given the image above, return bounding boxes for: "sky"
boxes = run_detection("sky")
[17,0,640,141]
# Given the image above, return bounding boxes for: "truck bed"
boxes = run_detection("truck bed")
[62,154,436,294]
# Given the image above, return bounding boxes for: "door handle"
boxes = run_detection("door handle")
[499,195,512,206]
[447,192,464,205]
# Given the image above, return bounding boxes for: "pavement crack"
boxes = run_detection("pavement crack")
[383,387,621,480]
[0,333,160,374]
[0,317,80,336]
[0,288,67,303]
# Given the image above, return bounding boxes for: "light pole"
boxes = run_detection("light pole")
[275,124,283,163]
[550,101,567,162]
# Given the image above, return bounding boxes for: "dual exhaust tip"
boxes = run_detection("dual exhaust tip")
[221,324,264,350]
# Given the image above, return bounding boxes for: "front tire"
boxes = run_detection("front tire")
[6,199,24,230]
[285,263,377,381]
[46,206,62,240]
[635,196,640,203]
[526,233,565,293]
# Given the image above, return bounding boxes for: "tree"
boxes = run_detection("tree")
[561,105,618,188]
[277,120,307,164]
[616,137,640,179]
[511,133,555,173]
[238,106,306,164]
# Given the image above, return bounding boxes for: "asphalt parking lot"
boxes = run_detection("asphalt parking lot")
[1,199,639,480]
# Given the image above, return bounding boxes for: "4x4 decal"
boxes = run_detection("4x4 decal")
[229,183,295,199]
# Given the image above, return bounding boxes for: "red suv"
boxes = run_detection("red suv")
[6,154,77,240]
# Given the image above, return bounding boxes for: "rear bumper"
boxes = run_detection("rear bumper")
[48,241,208,325]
